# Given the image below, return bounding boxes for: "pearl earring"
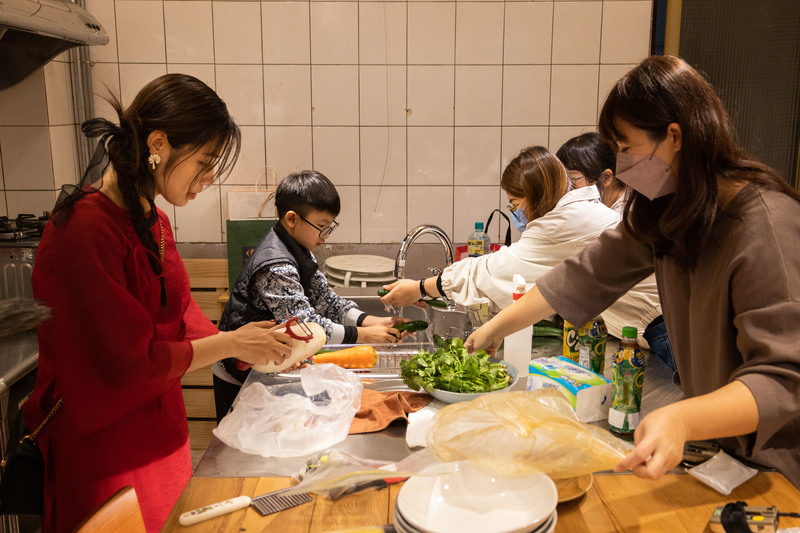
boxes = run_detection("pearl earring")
[148,153,162,170]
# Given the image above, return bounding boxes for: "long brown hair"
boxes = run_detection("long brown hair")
[598,55,799,269]
[501,146,567,221]
[56,73,241,303]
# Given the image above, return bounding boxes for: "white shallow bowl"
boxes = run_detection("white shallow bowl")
[396,461,558,533]
[428,359,518,404]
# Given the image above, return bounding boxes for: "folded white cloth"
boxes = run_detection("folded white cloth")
[406,401,445,448]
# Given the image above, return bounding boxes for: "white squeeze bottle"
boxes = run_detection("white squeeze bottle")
[503,274,533,382]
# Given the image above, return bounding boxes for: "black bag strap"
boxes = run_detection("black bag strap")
[720,501,751,533]
[484,209,511,247]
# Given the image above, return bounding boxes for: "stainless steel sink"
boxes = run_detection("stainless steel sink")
[345,294,475,343]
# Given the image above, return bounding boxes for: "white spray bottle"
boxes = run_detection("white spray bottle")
[502,274,533,382]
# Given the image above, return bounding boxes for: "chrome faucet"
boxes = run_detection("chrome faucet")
[394,225,454,280]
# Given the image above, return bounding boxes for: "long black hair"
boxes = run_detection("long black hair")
[53,73,241,303]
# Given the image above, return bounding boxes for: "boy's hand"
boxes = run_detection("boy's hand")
[357,324,408,344]
[380,279,423,307]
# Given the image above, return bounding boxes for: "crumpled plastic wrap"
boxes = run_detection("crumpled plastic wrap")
[427,389,633,479]
[213,364,363,458]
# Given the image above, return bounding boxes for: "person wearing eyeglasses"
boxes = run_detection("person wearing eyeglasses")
[213,170,408,421]
[557,132,627,214]
[381,147,661,356]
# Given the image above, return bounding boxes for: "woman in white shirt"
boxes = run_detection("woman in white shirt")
[381,146,663,353]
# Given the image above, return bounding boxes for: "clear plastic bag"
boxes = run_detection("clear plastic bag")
[427,389,632,479]
[213,364,363,458]
[286,449,446,499]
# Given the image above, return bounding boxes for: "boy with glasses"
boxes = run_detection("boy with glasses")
[213,170,407,421]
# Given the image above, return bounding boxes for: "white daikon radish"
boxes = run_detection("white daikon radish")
[252,322,326,373]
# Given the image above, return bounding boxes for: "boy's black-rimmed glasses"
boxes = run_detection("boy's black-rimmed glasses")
[298,213,339,238]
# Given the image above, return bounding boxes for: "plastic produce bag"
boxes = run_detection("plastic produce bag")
[286,448,446,500]
[427,389,632,479]
[213,364,362,458]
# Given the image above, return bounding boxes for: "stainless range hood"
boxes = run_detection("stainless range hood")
[0,0,108,90]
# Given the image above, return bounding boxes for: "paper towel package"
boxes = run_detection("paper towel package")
[527,356,611,423]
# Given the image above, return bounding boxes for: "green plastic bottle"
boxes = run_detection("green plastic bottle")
[609,326,645,435]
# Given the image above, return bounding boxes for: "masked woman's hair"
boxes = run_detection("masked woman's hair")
[53,73,241,303]
[501,146,567,221]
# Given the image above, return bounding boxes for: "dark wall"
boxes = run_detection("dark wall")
[679,1,800,187]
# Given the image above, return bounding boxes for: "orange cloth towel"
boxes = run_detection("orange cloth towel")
[349,389,432,434]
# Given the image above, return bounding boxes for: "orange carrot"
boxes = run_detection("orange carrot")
[314,345,378,368]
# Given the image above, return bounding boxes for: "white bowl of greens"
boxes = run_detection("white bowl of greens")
[400,338,517,404]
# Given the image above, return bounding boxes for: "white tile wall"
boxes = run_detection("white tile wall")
[0,127,53,190]
[327,185,360,244]
[407,127,454,186]
[311,2,359,64]
[116,1,166,63]
[174,183,224,243]
[0,0,652,243]
[360,127,406,186]
[311,66,359,126]
[165,1,214,64]
[313,127,360,185]
[263,3,311,64]
[407,3,455,65]
[454,127,502,186]
[213,2,263,64]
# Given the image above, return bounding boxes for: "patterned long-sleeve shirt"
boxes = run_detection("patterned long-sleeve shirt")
[250,262,366,344]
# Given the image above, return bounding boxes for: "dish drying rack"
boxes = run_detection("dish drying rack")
[275,342,431,380]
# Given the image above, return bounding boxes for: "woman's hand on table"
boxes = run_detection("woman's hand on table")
[614,405,688,479]
[381,279,424,307]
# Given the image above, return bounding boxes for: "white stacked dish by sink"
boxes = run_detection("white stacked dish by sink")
[323,254,396,288]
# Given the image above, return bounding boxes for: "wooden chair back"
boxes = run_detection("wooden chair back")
[75,486,146,533]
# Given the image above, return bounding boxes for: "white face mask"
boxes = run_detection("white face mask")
[615,148,676,201]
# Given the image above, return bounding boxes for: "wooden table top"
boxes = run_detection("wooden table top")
[162,471,800,532]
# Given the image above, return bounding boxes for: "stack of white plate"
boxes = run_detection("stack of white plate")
[323,254,396,288]
[394,461,558,533]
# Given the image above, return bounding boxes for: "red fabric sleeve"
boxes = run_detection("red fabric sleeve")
[32,204,193,435]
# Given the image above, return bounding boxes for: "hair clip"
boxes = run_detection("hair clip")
[284,316,313,342]
[148,153,162,170]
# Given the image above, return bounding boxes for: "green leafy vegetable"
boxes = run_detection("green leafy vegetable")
[400,338,511,394]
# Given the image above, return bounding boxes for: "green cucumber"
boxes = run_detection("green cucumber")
[532,325,563,338]
[433,334,449,349]
[424,298,448,308]
[377,289,448,309]
[395,320,429,333]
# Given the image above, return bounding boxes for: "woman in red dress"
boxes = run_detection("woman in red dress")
[24,74,293,532]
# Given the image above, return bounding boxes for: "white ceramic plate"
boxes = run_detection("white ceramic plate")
[428,359,518,404]
[324,254,396,274]
[396,461,558,533]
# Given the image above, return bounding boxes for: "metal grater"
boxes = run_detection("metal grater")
[250,487,312,516]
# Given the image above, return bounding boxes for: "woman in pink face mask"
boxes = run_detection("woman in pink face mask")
[466,55,800,488]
